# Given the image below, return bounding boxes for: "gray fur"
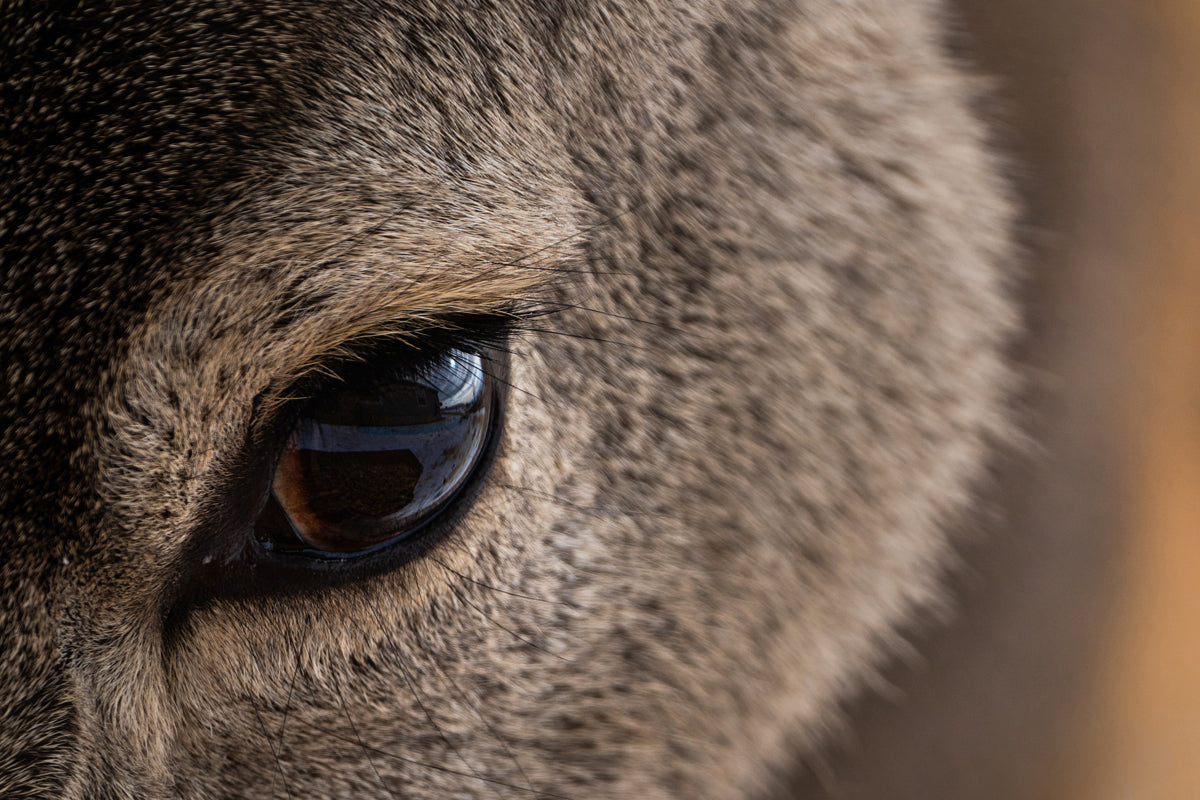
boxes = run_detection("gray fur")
[0,1,1015,798]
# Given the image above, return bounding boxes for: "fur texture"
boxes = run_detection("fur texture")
[0,1,1015,798]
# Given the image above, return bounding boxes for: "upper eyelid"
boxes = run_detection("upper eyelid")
[261,312,521,417]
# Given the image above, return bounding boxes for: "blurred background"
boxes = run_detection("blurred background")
[948,1,1200,796]
[964,1,1200,797]
[960,1,1200,797]
[788,1,1199,797]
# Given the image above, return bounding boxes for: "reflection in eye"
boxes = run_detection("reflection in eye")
[257,350,493,555]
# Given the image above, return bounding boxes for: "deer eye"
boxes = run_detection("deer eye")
[253,349,494,556]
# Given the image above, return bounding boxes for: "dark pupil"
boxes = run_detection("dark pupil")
[260,350,491,554]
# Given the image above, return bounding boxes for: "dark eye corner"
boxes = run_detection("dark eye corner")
[163,314,517,618]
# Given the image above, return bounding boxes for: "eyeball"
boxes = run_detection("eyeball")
[254,349,494,556]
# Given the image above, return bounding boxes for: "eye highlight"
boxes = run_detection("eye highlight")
[254,348,494,556]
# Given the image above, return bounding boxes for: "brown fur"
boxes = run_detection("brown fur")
[1,1,1015,798]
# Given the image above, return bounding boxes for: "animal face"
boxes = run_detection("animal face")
[0,2,1015,798]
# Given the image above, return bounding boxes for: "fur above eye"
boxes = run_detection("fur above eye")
[253,349,494,556]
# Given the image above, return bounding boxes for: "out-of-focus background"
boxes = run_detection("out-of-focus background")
[787,2,1199,798]
[961,1,1200,797]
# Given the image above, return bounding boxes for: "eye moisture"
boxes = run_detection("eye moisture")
[256,350,493,555]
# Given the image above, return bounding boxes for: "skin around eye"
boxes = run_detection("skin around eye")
[257,350,493,555]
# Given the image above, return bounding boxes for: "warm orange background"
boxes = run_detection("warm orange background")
[1035,2,1200,797]
[961,0,1200,797]
[933,2,1200,797]
[779,4,1199,797]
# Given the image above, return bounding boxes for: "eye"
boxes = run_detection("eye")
[253,348,495,557]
